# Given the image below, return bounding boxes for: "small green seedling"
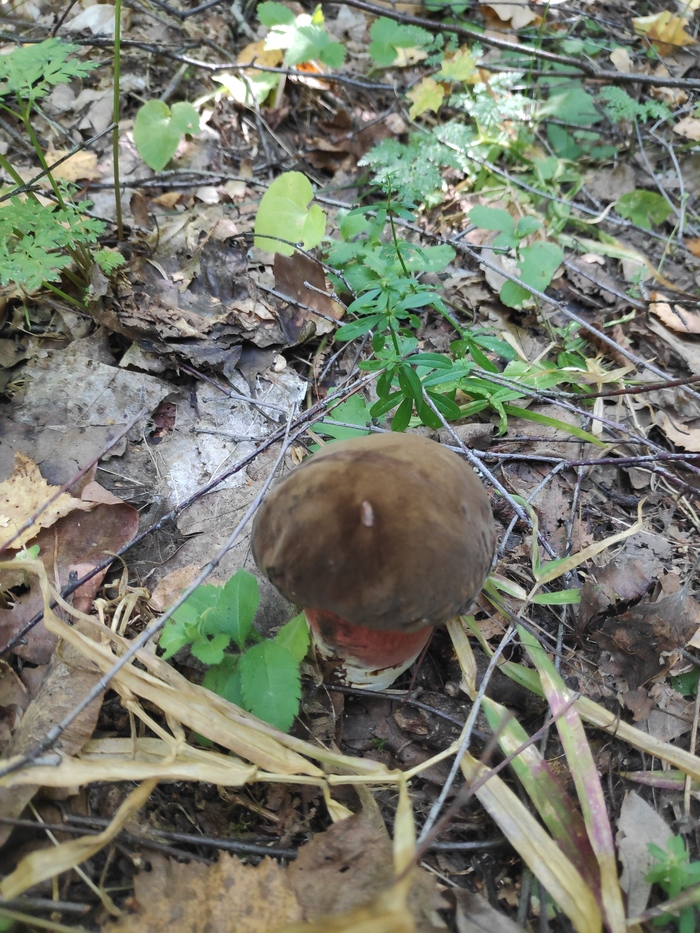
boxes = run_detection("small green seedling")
[468,205,563,309]
[133,100,200,172]
[159,569,309,732]
[647,835,700,933]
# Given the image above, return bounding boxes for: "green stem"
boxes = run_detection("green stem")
[21,110,65,207]
[43,279,86,309]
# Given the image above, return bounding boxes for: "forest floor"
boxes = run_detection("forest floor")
[2,0,700,931]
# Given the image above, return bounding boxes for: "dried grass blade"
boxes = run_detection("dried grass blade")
[482,696,600,899]
[0,779,157,900]
[519,626,626,933]
[461,752,602,933]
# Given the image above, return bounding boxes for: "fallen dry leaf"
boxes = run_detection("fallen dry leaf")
[633,11,696,51]
[673,116,700,140]
[617,791,674,918]
[0,452,94,551]
[0,618,104,847]
[609,47,633,73]
[103,853,302,932]
[656,410,700,451]
[649,295,700,333]
[480,0,538,29]
[45,148,100,183]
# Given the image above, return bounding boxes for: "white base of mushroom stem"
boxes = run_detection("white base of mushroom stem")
[305,609,433,691]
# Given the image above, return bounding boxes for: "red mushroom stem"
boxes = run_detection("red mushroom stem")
[305,608,433,675]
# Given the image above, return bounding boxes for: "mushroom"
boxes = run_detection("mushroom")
[251,432,496,689]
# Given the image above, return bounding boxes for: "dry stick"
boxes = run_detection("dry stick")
[569,374,700,401]
[0,410,298,780]
[0,406,149,555]
[328,0,700,92]
[0,373,375,655]
[416,625,516,844]
[411,691,582,870]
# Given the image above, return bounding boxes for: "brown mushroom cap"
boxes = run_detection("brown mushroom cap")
[251,432,496,633]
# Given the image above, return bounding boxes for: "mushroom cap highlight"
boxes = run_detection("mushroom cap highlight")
[251,432,496,633]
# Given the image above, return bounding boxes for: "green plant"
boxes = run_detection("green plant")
[647,835,700,933]
[214,2,344,106]
[254,171,326,255]
[159,569,309,732]
[468,204,564,308]
[0,39,122,302]
[133,100,200,172]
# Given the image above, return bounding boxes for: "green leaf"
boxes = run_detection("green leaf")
[515,216,542,238]
[134,100,200,172]
[318,395,372,441]
[531,589,582,606]
[499,279,531,308]
[469,205,515,236]
[391,396,413,432]
[159,618,192,660]
[518,241,564,291]
[503,404,604,447]
[94,248,125,274]
[239,641,301,731]
[544,86,600,127]
[0,197,105,290]
[191,632,230,665]
[215,569,259,649]
[274,612,310,662]
[426,390,461,420]
[368,17,433,67]
[411,352,453,369]
[254,171,326,255]
[257,1,295,26]
[286,25,345,67]
[616,190,672,230]
[203,655,244,706]
[335,314,382,341]
[370,391,403,418]
[397,363,423,402]
[0,38,96,104]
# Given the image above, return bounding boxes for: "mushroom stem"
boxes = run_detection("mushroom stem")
[305,608,433,690]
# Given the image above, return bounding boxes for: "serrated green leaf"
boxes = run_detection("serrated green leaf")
[158,618,192,660]
[239,641,301,731]
[215,569,259,649]
[191,633,230,665]
[274,613,310,662]
[0,38,96,103]
[368,17,432,67]
[257,1,295,26]
[202,655,243,706]
[134,99,200,172]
